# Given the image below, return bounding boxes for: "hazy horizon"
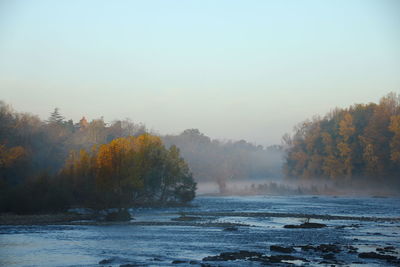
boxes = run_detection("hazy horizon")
[1,0,399,146]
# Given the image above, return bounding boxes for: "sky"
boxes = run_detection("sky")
[0,0,399,146]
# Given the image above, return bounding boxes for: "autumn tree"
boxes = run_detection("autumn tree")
[283,92,400,187]
[389,115,400,163]
[337,113,355,178]
[60,134,196,209]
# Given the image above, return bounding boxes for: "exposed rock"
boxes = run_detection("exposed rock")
[323,253,336,260]
[0,213,97,225]
[372,232,382,235]
[358,252,397,261]
[172,260,187,264]
[318,260,333,264]
[99,259,113,264]
[184,211,400,222]
[270,245,294,253]
[202,251,263,261]
[223,226,238,231]
[299,245,314,251]
[67,208,95,215]
[344,245,358,250]
[284,222,326,229]
[105,209,132,221]
[377,246,397,254]
[298,244,340,253]
[316,244,341,253]
[202,251,307,264]
[345,245,358,253]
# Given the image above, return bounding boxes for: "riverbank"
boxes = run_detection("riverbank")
[0,212,250,228]
[0,201,195,226]
[0,213,97,225]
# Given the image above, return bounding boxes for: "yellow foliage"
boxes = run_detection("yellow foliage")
[339,113,355,140]
[389,115,400,163]
[60,133,195,207]
[0,145,26,168]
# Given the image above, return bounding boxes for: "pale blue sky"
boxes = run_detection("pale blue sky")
[0,0,399,145]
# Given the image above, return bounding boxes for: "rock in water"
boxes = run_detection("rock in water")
[202,251,263,261]
[270,245,294,253]
[223,227,238,231]
[358,252,397,261]
[284,222,326,229]
[172,260,187,264]
[105,209,132,221]
[99,258,113,264]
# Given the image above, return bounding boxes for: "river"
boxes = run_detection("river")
[1,195,399,266]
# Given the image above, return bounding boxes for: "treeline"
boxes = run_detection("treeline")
[0,103,147,180]
[163,129,283,193]
[283,92,400,188]
[0,102,195,213]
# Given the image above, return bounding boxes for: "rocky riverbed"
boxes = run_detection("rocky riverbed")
[1,195,399,266]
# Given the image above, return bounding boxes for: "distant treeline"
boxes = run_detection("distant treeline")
[283,92,400,188]
[164,129,283,193]
[0,102,195,213]
[4,91,396,212]
[241,182,321,196]
[0,104,148,179]
[0,101,282,212]
[0,100,283,200]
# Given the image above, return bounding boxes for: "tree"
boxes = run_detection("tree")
[283,92,400,186]
[337,113,355,178]
[48,108,64,124]
[389,115,400,163]
[88,118,106,144]
[79,116,89,129]
[60,134,196,209]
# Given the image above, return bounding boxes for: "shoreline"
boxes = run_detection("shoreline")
[1,194,399,226]
[0,212,250,227]
[0,213,97,226]
[2,210,400,226]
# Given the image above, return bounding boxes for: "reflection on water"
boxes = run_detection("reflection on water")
[0,195,399,266]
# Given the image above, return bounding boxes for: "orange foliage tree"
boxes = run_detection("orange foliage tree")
[60,134,196,209]
[283,92,400,185]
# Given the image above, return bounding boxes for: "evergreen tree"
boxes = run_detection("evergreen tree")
[48,108,64,124]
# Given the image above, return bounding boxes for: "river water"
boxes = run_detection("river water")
[1,195,399,266]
